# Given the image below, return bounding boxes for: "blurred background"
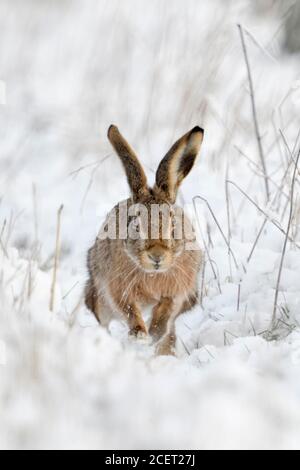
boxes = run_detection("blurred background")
[0,0,299,256]
[1,0,300,450]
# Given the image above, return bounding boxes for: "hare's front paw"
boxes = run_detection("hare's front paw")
[149,322,164,342]
[129,324,148,340]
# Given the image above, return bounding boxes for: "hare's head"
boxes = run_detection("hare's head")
[108,125,204,273]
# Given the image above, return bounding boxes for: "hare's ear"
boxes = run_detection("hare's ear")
[108,125,148,201]
[155,126,204,203]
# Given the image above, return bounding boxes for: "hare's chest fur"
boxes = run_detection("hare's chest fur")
[125,252,201,306]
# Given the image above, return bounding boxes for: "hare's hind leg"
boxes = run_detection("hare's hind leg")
[179,291,198,314]
[85,280,110,327]
[85,280,97,314]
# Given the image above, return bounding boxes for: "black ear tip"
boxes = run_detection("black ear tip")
[191,126,204,135]
[108,124,118,137]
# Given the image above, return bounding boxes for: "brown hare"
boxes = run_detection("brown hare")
[85,125,204,355]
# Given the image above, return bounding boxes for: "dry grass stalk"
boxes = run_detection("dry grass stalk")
[0,219,8,258]
[194,195,239,270]
[50,205,64,312]
[200,260,206,308]
[225,162,233,281]
[227,180,300,249]
[271,149,300,329]
[193,199,222,294]
[238,24,270,203]
[32,183,39,248]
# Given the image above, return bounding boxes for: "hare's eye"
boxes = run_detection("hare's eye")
[171,216,178,232]
[132,217,140,232]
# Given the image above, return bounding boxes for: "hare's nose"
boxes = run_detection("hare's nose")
[148,253,164,271]
[149,253,162,263]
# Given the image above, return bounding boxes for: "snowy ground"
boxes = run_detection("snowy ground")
[1,0,300,450]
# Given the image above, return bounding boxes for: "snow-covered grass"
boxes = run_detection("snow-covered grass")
[1,0,300,450]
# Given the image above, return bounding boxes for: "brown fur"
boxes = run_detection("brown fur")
[108,125,148,201]
[155,126,204,203]
[85,125,204,355]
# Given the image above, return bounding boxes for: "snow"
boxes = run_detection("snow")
[1,0,300,450]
